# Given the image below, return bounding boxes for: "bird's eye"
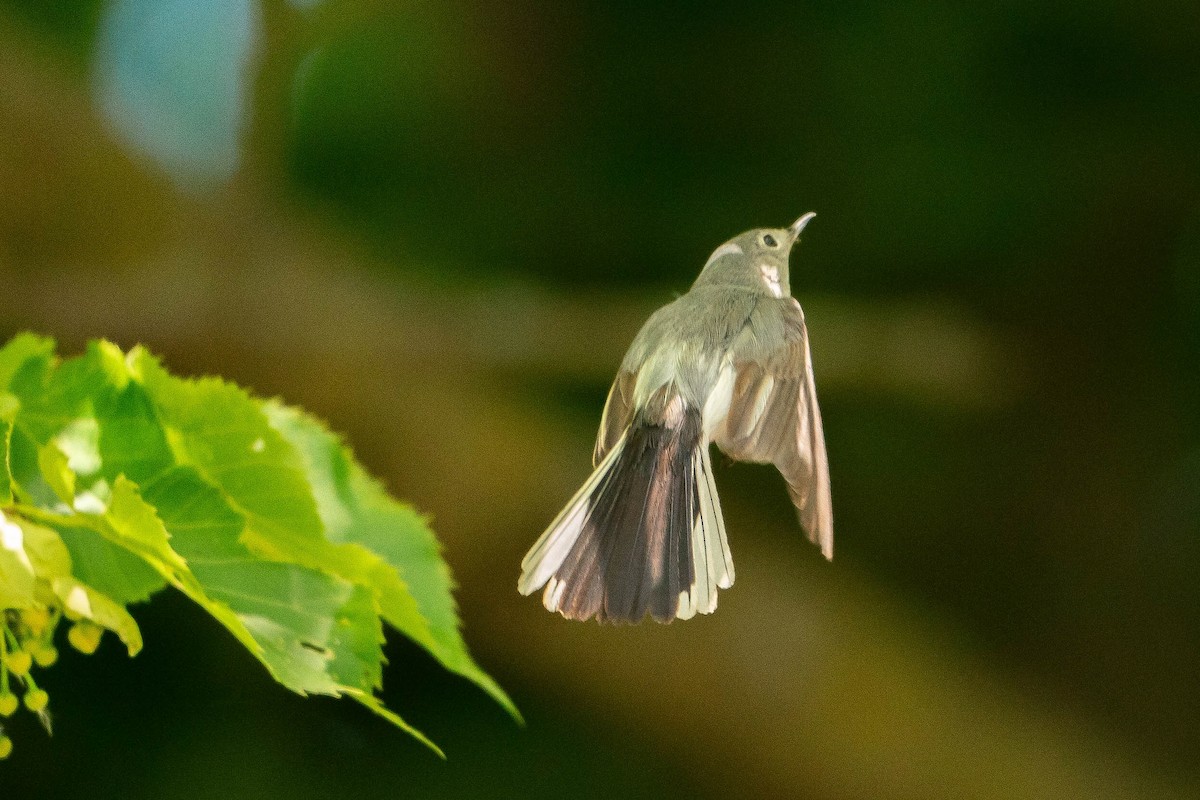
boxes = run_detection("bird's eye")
[762,234,778,248]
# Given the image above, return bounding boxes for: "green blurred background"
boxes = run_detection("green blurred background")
[2,1,1199,797]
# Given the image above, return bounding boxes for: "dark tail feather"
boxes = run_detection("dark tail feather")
[558,412,697,623]
[519,402,732,623]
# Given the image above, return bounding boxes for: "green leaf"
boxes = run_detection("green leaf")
[0,333,55,391]
[267,402,520,721]
[7,425,60,507]
[78,340,176,486]
[96,376,174,485]
[4,338,100,504]
[349,692,444,758]
[55,525,167,605]
[6,339,80,446]
[138,465,433,744]
[135,465,326,686]
[207,560,356,695]
[18,516,137,647]
[101,475,190,579]
[11,340,169,486]
[0,394,15,505]
[0,335,503,753]
[326,583,385,691]
[134,351,329,548]
[133,355,465,741]
[12,478,268,669]
[0,511,36,608]
[37,442,76,505]
[17,518,73,583]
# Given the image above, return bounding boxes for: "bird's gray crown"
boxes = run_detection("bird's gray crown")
[692,213,815,296]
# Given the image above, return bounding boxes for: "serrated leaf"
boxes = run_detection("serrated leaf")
[133,358,449,742]
[11,340,169,486]
[134,351,329,546]
[138,465,430,743]
[349,692,444,759]
[22,475,265,667]
[135,358,407,619]
[327,583,385,692]
[210,562,355,693]
[100,475,190,579]
[48,476,271,673]
[8,341,84,446]
[96,377,174,485]
[54,525,167,604]
[5,340,96,505]
[2,341,175,603]
[135,466,243,555]
[137,351,517,724]
[14,344,411,728]
[267,403,520,721]
[0,335,495,752]
[74,340,177,486]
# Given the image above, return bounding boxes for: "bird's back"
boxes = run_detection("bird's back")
[620,286,761,409]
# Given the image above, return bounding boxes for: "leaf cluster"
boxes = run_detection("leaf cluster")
[0,334,515,756]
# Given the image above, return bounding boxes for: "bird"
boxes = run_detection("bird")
[518,214,832,623]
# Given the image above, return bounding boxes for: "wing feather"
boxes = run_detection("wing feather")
[713,303,834,558]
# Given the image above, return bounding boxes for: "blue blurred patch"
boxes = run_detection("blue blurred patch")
[92,0,260,188]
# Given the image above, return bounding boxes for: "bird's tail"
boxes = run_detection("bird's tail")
[518,402,733,623]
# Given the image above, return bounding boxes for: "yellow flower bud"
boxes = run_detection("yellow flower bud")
[68,622,103,655]
[23,688,49,713]
[32,647,58,668]
[20,608,51,637]
[3,651,32,677]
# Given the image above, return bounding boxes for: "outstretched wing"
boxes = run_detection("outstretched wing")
[712,300,833,559]
[593,370,637,466]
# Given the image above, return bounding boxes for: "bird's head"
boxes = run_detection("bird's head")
[693,212,816,297]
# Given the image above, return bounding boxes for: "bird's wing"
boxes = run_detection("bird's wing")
[593,369,638,466]
[712,300,833,559]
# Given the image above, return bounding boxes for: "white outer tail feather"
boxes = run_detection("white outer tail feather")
[517,433,629,597]
[519,434,733,622]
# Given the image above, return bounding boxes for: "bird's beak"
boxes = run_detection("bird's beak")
[787,212,817,246]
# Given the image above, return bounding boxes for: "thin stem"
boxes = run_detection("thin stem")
[0,621,8,694]
[42,607,62,646]
[7,505,75,528]
[2,626,19,652]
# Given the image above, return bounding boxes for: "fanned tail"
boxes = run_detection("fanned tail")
[519,400,733,623]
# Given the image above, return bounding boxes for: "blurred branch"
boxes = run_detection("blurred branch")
[0,14,1014,409]
[0,257,1020,408]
